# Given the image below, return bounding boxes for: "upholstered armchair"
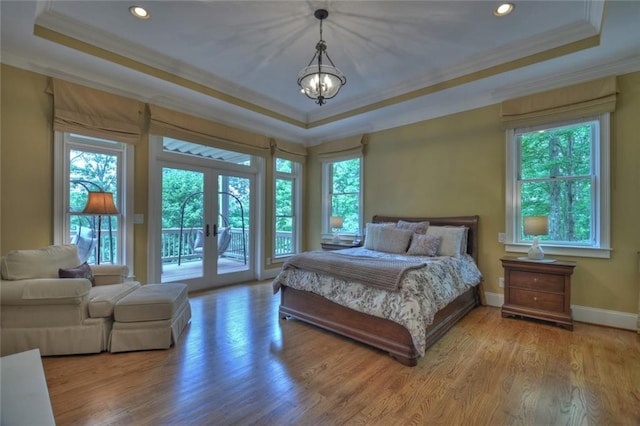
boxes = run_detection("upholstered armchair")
[0,244,140,356]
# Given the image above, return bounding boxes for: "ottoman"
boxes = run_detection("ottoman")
[109,283,191,353]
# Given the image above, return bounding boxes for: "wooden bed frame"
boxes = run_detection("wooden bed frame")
[279,215,482,367]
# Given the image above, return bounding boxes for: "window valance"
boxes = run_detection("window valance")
[48,78,144,145]
[270,138,307,163]
[316,134,369,162]
[500,76,617,129]
[149,104,270,156]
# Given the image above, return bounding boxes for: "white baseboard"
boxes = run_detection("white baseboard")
[484,291,638,331]
[484,291,505,308]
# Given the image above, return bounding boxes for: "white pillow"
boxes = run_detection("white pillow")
[364,223,413,253]
[1,244,81,280]
[425,226,467,258]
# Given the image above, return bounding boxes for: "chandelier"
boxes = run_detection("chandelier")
[297,9,346,106]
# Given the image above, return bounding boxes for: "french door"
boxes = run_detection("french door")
[155,163,254,292]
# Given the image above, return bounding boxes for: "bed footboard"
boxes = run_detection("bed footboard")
[279,285,479,366]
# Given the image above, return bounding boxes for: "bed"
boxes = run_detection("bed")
[273,215,483,367]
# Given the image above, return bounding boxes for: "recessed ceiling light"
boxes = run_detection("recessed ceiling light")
[129,5,150,19]
[493,3,515,17]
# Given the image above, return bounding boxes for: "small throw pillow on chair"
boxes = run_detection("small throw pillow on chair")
[59,262,96,286]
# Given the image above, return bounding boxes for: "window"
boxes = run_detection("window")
[322,156,362,237]
[274,158,301,258]
[54,133,134,266]
[505,114,610,258]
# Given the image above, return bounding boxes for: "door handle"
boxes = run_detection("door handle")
[205,224,218,237]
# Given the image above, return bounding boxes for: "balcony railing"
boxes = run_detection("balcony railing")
[72,226,295,265]
[160,228,294,264]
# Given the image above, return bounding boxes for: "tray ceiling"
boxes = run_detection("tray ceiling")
[1,1,639,145]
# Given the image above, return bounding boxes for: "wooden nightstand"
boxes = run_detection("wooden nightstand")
[321,242,361,251]
[501,256,576,330]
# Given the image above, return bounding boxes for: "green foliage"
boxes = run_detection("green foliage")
[219,176,250,230]
[69,149,119,211]
[162,168,204,228]
[518,121,594,243]
[275,177,293,232]
[331,158,361,233]
[160,170,251,231]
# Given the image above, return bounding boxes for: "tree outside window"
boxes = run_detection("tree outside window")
[517,120,595,245]
[66,135,123,264]
[327,157,361,235]
[507,114,610,258]
[274,158,300,257]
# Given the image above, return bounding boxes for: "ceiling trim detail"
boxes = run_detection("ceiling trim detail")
[33,24,307,129]
[34,23,599,132]
[307,35,601,129]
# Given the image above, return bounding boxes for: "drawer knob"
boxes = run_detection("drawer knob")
[533,296,538,301]
[533,278,538,283]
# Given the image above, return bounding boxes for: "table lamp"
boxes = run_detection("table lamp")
[521,216,553,262]
[330,216,343,244]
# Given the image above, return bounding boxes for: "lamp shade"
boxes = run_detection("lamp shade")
[330,216,343,229]
[82,192,119,215]
[523,216,548,236]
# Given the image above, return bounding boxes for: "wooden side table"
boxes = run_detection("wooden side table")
[321,242,361,251]
[501,256,576,330]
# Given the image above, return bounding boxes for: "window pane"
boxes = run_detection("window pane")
[332,158,360,194]
[275,178,292,216]
[275,157,300,258]
[328,157,360,235]
[275,217,293,256]
[68,147,120,264]
[332,193,359,233]
[507,114,608,254]
[519,122,594,179]
[520,179,592,243]
[276,158,292,173]
[70,150,119,209]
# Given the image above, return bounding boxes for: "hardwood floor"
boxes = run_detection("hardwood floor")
[42,281,640,425]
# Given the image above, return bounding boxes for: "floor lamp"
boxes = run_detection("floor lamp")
[82,191,119,264]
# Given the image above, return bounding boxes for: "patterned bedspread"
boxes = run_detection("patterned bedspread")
[272,247,483,356]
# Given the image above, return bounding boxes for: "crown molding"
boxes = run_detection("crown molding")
[491,52,640,102]
[34,8,306,123]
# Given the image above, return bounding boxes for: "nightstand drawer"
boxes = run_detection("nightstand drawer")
[509,270,564,293]
[509,288,564,312]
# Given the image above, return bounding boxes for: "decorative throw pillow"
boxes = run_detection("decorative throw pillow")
[59,262,96,286]
[364,223,414,253]
[396,220,429,235]
[407,234,441,256]
[425,226,467,258]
